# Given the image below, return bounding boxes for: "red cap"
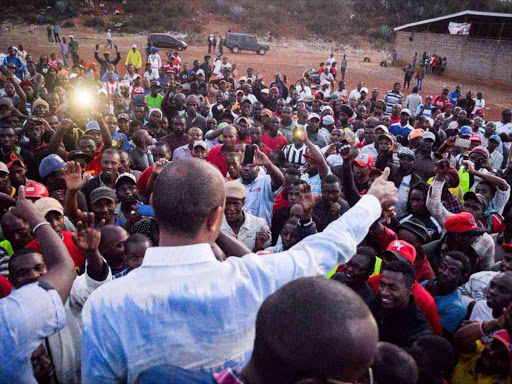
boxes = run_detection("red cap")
[24,182,49,198]
[444,212,486,235]
[382,240,417,265]
[490,213,505,234]
[353,153,374,168]
[491,330,512,359]
[470,134,482,143]
[474,108,485,116]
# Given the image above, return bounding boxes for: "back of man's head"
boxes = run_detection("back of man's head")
[373,342,418,384]
[152,158,225,237]
[409,335,456,384]
[250,277,378,383]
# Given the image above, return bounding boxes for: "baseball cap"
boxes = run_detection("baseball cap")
[353,153,374,168]
[397,218,429,243]
[7,156,25,169]
[39,154,66,179]
[193,140,207,150]
[369,168,383,178]
[0,162,9,174]
[225,180,246,199]
[470,134,482,143]
[470,146,490,159]
[117,113,130,121]
[150,80,161,88]
[360,87,368,94]
[474,108,485,116]
[320,79,330,87]
[132,44,137,49]
[409,129,425,141]
[377,134,393,143]
[0,98,13,108]
[235,116,251,125]
[382,240,416,265]
[33,197,63,217]
[97,89,107,96]
[400,108,412,116]
[491,330,512,359]
[374,125,389,134]
[464,192,489,210]
[422,132,436,142]
[444,212,486,235]
[240,96,253,105]
[489,135,502,144]
[307,113,321,121]
[459,126,472,137]
[114,172,137,188]
[90,187,116,204]
[67,150,93,163]
[25,182,49,198]
[85,120,100,132]
[322,115,335,125]
[399,148,416,160]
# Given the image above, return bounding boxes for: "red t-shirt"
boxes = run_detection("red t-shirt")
[262,133,288,151]
[137,165,154,197]
[206,145,228,177]
[85,143,104,177]
[0,275,12,298]
[26,231,86,274]
[368,274,443,335]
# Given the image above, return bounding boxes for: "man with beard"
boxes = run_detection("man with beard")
[221,181,271,252]
[80,149,121,206]
[370,260,434,348]
[185,95,207,134]
[161,116,189,156]
[452,304,512,384]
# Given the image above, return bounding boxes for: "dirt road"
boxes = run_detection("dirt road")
[2,23,510,120]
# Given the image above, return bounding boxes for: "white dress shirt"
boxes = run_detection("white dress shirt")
[81,194,382,382]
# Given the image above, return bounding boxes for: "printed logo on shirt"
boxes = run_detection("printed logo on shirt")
[250,187,262,192]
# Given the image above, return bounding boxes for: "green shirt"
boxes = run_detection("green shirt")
[145,94,163,109]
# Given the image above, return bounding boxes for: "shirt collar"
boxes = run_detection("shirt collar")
[142,243,217,267]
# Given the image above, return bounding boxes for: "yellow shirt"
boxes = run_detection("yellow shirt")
[125,50,142,69]
[451,341,512,384]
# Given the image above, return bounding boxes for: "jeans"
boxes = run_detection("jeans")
[62,53,69,67]
[417,78,423,90]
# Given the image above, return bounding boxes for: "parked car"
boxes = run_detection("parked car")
[147,33,187,50]
[224,32,269,55]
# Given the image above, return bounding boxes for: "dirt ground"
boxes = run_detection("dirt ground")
[2,23,511,121]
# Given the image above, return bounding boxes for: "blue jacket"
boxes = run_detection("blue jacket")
[2,56,24,80]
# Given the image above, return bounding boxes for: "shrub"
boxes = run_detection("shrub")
[369,25,394,42]
[84,17,105,29]
[62,20,75,28]
[228,5,247,21]
[35,14,57,25]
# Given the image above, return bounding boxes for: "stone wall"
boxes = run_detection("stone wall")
[395,31,512,82]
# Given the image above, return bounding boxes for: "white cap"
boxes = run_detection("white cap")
[307,113,321,121]
[132,44,137,49]
[360,87,369,94]
[400,108,411,116]
[375,125,389,134]
[320,79,330,86]
[422,132,436,141]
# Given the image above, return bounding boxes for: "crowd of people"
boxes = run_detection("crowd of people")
[0,31,512,384]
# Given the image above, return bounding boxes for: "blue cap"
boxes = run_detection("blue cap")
[460,126,472,137]
[85,120,100,132]
[39,154,66,179]
[489,134,502,144]
[322,115,335,125]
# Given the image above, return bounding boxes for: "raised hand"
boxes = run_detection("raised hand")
[253,145,269,167]
[152,159,169,175]
[10,186,46,227]
[367,167,398,212]
[64,161,87,192]
[74,212,102,253]
[300,184,322,220]
[255,226,271,250]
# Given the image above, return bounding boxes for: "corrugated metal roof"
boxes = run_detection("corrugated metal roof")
[394,10,512,32]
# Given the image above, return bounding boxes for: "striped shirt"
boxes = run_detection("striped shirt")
[383,90,404,114]
[283,143,307,166]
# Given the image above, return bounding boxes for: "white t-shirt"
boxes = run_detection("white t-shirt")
[213,59,222,75]
[496,121,512,150]
[239,175,279,226]
[349,89,361,100]
[396,174,412,216]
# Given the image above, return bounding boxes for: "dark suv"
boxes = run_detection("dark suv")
[147,33,187,50]
[224,32,269,55]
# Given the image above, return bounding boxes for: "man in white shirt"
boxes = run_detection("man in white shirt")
[404,86,422,119]
[349,81,362,100]
[147,47,162,75]
[81,158,398,381]
[496,109,512,151]
[221,181,271,251]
